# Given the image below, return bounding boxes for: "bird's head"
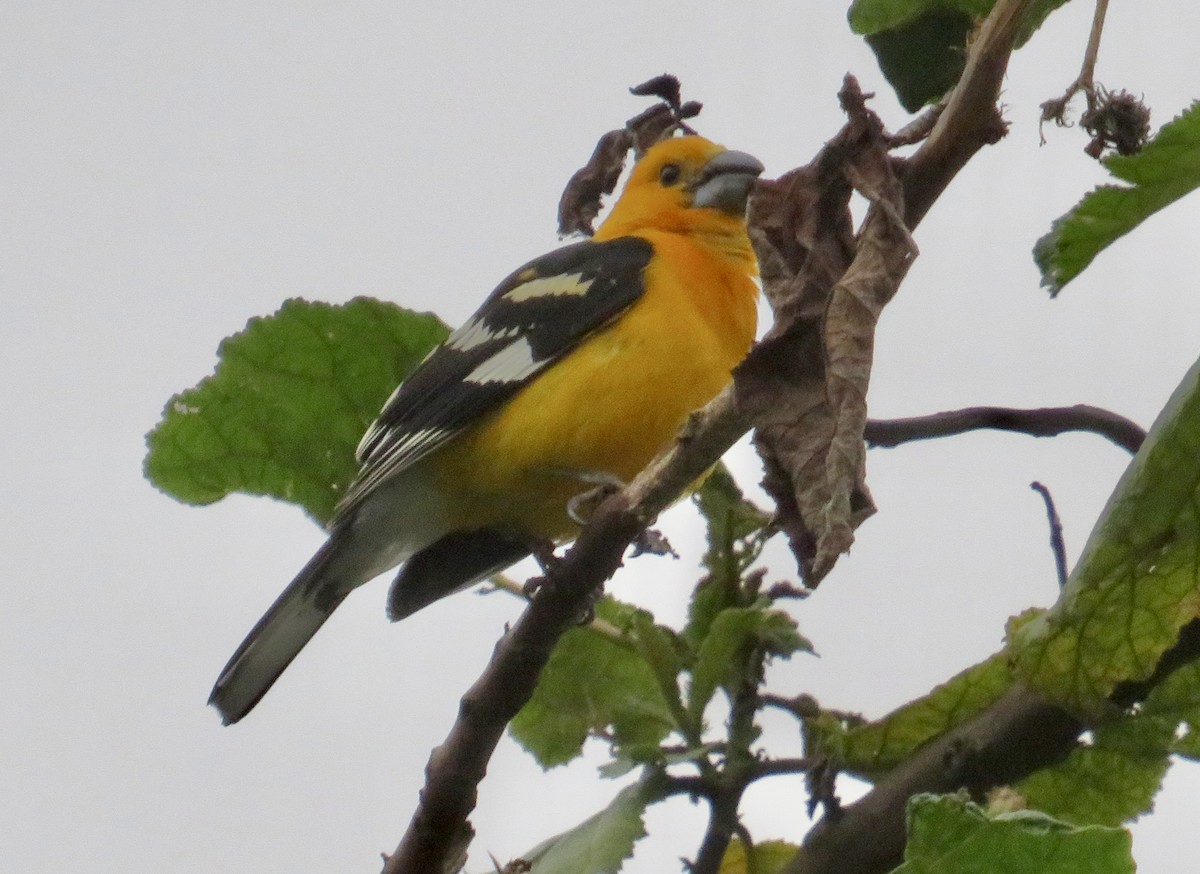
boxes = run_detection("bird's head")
[595,136,764,242]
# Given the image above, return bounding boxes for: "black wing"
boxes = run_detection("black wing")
[336,236,653,518]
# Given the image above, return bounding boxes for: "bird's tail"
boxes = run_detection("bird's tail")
[209,532,353,725]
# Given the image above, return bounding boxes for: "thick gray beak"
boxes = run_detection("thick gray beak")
[691,149,765,214]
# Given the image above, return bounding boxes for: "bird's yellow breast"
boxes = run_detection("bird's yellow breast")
[426,229,758,540]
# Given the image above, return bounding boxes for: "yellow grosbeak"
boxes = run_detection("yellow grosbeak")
[211,135,763,723]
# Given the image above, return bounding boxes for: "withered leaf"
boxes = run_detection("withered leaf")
[557,128,634,237]
[557,76,701,236]
[738,76,916,585]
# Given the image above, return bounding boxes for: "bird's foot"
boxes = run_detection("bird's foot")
[565,471,626,525]
[522,538,562,600]
[520,537,604,625]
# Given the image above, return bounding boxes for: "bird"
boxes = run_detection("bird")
[210,135,764,724]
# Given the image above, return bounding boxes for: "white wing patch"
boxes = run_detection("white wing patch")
[504,272,593,302]
[463,337,544,385]
[446,317,520,352]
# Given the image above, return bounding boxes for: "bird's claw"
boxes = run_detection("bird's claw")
[566,472,626,525]
[522,539,562,600]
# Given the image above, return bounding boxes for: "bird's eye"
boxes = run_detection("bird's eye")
[659,163,681,186]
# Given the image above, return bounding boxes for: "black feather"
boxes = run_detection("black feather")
[388,529,531,621]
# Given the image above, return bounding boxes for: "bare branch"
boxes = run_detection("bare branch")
[760,693,822,721]
[886,99,947,148]
[689,640,771,873]
[865,404,1145,455]
[689,787,742,874]
[752,757,818,779]
[1040,0,1111,130]
[1029,481,1069,587]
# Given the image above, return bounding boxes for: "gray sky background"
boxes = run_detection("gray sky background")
[4,2,1199,872]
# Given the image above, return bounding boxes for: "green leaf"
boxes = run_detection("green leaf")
[894,794,1134,874]
[1036,102,1200,294]
[1172,723,1200,759]
[1011,355,1200,715]
[1139,659,1200,760]
[627,613,690,733]
[511,599,676,768]
[862,9,976,113]
[520,776,664,874]
[1016,716,1174,826]
[719,838,799,874]
[144,298,448,524]
[686,465,773,646]
[848,0,992,35]
[806,653,1014,780]
[847,1,1070,112]
[688,607,809,724]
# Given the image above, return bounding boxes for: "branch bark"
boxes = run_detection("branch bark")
[1029,481,1069,587]
[865,404,1147,455]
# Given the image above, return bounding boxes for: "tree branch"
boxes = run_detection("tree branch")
[782,616,1200,874]
[1040,0,1111,131]
[783,683,1084,874]
[690,786,743,874]
[752,757,817,779]
[1029,481,1069,587]
[865,404,1146,455]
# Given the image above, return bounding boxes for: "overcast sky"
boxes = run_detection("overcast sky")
[4,2,1199,872]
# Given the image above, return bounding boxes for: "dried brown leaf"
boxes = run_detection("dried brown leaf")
[737,76,916,585]
[629,74,684,110]
[557,128,634,237]
[557,76,701,236]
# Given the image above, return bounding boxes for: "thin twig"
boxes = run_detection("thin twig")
[864,404,1146,455]
[1078,0,1110,94]
[663,775,714,799]
[485,574,627,641]
[760,693,822,720]
[886,99,948,148]
[752,757,817,779]
[1030,482,1069,587]
[1039,0,1110,133]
